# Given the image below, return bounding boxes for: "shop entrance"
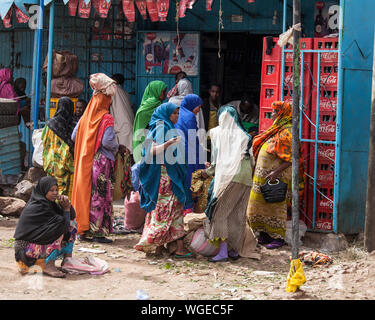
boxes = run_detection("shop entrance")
[200,32,267,106]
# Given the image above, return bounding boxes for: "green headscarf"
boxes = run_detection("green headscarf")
[132,80,168,163]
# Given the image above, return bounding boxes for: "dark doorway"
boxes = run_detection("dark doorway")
[200,32,265,106]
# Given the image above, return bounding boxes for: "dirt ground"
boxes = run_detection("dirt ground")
[1,217,375,300]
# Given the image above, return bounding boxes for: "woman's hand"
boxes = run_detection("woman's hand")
[57,195,71,211]
[165,136,181,148]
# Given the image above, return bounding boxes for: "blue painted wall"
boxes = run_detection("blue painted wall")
[337,0,375,234]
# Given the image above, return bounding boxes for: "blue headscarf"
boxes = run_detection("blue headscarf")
[139,102,191,213]
[175,94,205,209]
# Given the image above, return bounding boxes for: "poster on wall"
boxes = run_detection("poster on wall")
[142,32,199,75]
[314,1,340,37]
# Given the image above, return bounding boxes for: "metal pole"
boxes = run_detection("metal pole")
[30,28,39,124]
[33,0,44,130]
[45,0,55,121]
[291,0,301,260]
[364,26,375,252]
[280,0,287,100]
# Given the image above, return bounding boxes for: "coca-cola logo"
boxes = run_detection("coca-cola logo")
[319,124,336,133]
[286,53,293,61]
[285,74,293,83]
[316,220,332,230]
[319,200,334,209]
[320,99,337,111]
[321,52,338,61]
[321,75,337,85]
[318,173,333,183]
[318,148,335,159]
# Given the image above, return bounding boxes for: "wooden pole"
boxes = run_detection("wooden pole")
[364,28,375,253]
[291,0,301,260]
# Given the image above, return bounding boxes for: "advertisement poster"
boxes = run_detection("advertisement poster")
[142,32,199,75]
[314,1,340,37]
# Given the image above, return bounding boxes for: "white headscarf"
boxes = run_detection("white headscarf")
[110,85,134,152]
[89,73,116,96]
[168,78,193,106]
[209,107,252,199]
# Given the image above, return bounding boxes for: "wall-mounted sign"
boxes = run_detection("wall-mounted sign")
[231,15,243,23]
[314,1,340,37]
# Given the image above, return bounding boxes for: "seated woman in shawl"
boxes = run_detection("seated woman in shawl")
[133,80,168,163]
[42,97,75,199]
[204,106,260,263]
[14,177,77,278]
[247,101,304,249]
[174,94,206,211]
[71,73,118,243]
[134,103,193,258]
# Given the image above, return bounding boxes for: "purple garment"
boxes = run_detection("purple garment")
[0,69,17,99]
[98,126,119,161]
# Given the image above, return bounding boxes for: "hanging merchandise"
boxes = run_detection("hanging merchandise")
[206,0,214,11]
[122,0,135,22]
[187,0,196,9]
[136,0,147,20]
[78,0,91,19]
[99,0,111,18]
[2,7,12,29]
[248,0,256,3]
[178,0,188,18]
[68,0,79,16]
[156,0,169,21]
[15,5,30,24]
[146,0,159,22]
[92,0,100,14]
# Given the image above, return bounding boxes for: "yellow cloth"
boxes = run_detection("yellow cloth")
[286,259,306,292]
[208,110,218,131]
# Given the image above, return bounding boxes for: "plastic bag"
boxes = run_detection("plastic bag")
[131,162,141,191]
[32,128,44,168]
[124,191,147,230]
[277,23,302,47]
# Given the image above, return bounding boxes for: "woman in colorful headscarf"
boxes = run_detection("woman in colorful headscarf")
[174,93,205,210]
[132,80,168,163]
[247,101,304,249]
[134,102,193,258]
[42,97,76,198]
[14,177,77,278]
[203,106,260,262]
[71,73,118,243]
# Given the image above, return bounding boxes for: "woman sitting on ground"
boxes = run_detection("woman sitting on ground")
[14,177,77,278]
[134,102,193,258]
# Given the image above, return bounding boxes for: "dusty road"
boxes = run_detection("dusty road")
[0,217,374,300]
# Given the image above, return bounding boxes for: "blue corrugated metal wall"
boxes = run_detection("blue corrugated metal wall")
[337,0,375,234]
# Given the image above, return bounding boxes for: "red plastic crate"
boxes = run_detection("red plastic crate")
[314,38,339,57]
[308,158,335,185]
[258,107,274,133]
[309,109,337,141]
[311,86,338,113]
[285,38,314,63]
[260,61,282,85]
[262,37,281,62]
[259,84,280,109]
[314,62,338,87]
[308,143,336,162]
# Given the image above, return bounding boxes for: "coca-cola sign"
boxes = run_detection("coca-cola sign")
[319,200,334,209]
[321,75,337,85]
[319,123,336,134]
[316,220,332,230]
[321,52,338,62]
[319,98,337,111]
[318,147,335,160]
[317,172,334,183]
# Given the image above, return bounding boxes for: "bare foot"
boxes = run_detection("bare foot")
[43,262,66,278]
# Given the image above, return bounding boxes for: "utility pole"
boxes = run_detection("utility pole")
[291,0,301,260]
[364,29,375,253]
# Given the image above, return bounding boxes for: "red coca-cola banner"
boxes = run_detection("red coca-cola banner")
[92,0,100,14]
[187,0,196,9]
[156,0,169,22]
[179,0,188,18]
[99,0,111,18]
[15,6,30,24]
[146,0,159,22]
[68,0,79,16]
[78,0,91,19]
[123,0,135,22]
[136,0,147,20]
[206,0,213,11]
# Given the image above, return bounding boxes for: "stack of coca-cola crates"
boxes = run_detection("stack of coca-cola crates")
[305,38,339,231]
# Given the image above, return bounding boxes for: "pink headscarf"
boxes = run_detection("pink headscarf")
[89,73,116,96]
[0,68,17,100]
